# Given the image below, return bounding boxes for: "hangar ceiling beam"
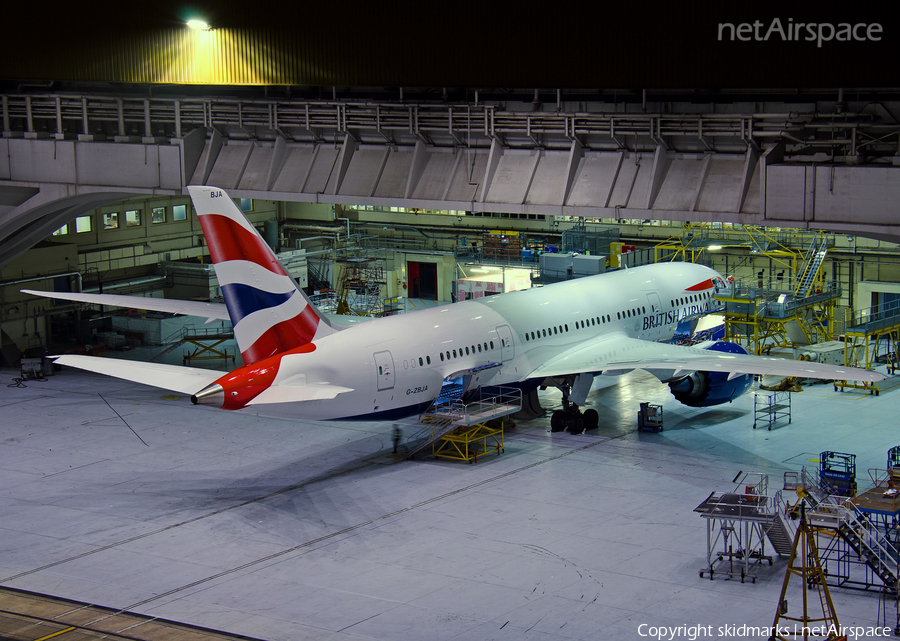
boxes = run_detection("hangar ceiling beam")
[737,145,760,214]
[330,134,357,195]
[561,139,583,206]
[405,140,428,200]
[645,146,671,209]
[690,155,712,212]
[7,93,897,159]
[267,135,289,191]
[5,92,900,267]
[478,139,503,203]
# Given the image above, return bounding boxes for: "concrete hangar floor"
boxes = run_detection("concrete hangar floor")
[0,350,898,641]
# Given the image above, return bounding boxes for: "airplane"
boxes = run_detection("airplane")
[23,186,886,434]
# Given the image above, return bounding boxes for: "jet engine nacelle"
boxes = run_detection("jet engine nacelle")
[667,341,754,407]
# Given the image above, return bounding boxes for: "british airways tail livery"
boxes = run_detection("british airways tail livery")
[194,187,337,364]
[25,186,886,427]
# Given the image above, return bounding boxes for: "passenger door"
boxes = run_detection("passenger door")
[374,351,395,391]
[496,325,514,362]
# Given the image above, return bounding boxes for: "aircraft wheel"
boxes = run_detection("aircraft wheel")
[583,409,599,430]
[550,410,566,432]
[568,416,585,435]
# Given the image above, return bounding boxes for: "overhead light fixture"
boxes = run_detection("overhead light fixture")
[186,19,210,30]
[707,245,723,251]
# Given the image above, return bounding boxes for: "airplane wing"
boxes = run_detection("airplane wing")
[22,289,229,322]
[52,355,222,394]
[247,382,354,405]
[21,289,361,327]
[527,333,886,382]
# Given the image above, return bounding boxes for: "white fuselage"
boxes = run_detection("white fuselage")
[260,262,722,420]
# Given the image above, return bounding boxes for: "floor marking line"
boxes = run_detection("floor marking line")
[3,430,622,631]
[33,626,76,641]
[118,437,612,614]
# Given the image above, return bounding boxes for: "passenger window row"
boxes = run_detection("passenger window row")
[670,291,711,307]
[523,314,613,342]
[616,306,647,320]
[438,340,495,362]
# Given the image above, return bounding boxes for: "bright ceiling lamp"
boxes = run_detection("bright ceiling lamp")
[186,18,210,30]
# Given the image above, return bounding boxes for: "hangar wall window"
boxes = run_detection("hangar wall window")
[103,212,118,229]
[151,207,166,224]
[173,205,187,221]
[240,198,253,212]
[75,216,92,233]
[125,210,141,227]
[52,224,68,236]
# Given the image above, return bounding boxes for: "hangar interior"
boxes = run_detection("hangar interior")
[4,9,900,641]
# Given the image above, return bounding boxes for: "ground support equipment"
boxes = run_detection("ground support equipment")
[752,389,791,430]
[695,472,792,583]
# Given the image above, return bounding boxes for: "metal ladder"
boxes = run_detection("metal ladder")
[404,418,462,460]
[836,511,900,592]
[794,232,829,297]
[764,512,795,555]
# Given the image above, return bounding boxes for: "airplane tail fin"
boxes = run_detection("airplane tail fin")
[187,185,337,364]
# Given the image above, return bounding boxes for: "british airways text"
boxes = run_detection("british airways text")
[643,302,710,330]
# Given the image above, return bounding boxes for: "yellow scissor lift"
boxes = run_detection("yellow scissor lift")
[411,387,522,463]
[182,326,236,365]
[836,303,900,396]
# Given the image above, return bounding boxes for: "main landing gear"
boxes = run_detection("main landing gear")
[549,379,599,434]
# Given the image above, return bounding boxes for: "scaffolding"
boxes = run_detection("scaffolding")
[704,230,840,355]
[333,235,392,317]
[794,464,900,611]
[770,504,844,641]
[836,299,900,396]
[717,280,840,355]
[752,389,792,431]
[406,386,522,463]
[180,326,235,365]
[561,220,619,256]
[695,472,795,583]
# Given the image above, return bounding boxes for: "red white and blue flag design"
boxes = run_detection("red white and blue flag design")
[188,186,334,364]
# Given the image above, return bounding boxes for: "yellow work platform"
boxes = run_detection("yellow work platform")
[432,422,504,463]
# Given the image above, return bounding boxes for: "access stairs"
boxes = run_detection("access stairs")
[762,511,794,556]
[405,386,522,462]
[836,515,900,592]
[696,472,788,583]
[793,231,829,298]
[794,466,900,594]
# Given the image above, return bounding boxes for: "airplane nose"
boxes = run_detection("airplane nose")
[191,383,224,407]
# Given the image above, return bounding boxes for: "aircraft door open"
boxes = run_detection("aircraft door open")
[496,325,514,362]
[374,351,395,391]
